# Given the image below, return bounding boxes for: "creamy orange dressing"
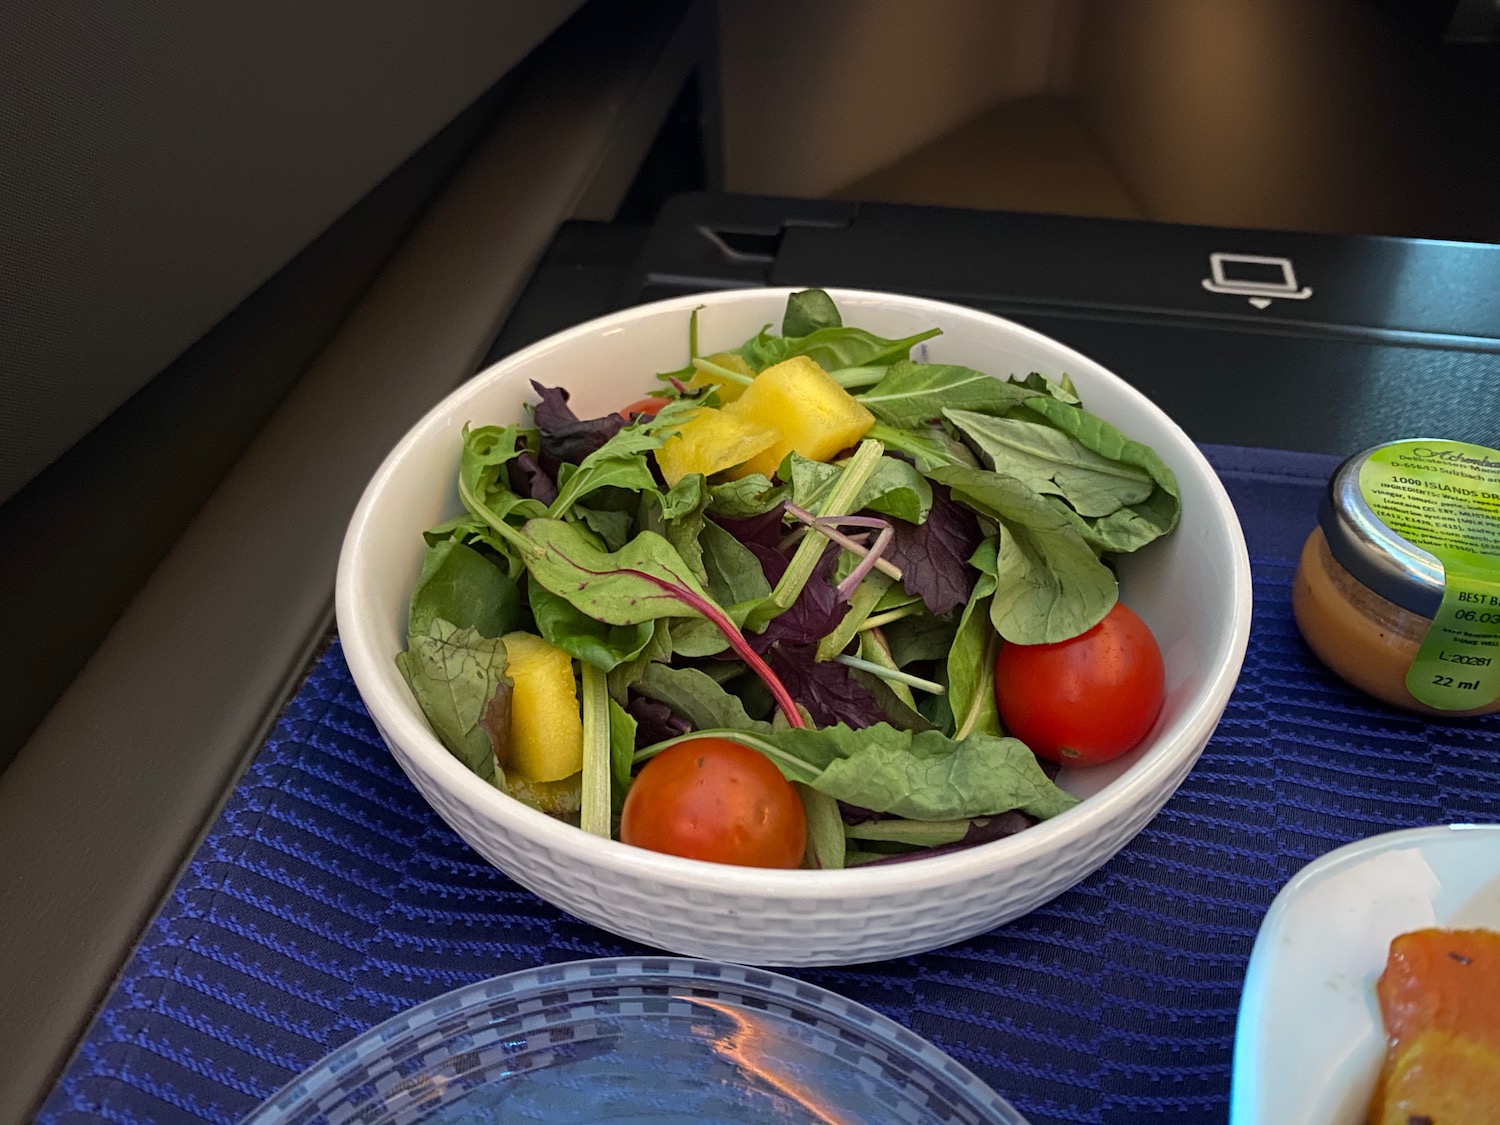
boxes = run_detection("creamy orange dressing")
[1291,528,1500,717]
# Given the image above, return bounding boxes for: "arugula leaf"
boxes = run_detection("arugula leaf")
[883,484,983,615]
[394,619,510,783]
[527,578,656,672]
[858,361,1039,427]
[782,288,842,336]
[945,409,1155,518]
[631,663,773,734]
[408,539,524,640]
[670,724,1078,821]
[788,453,932,525]
[929,466,1116,643]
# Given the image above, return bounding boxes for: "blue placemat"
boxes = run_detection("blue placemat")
[37,445,1500,1125]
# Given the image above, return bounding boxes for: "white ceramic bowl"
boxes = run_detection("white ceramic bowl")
[336,287,1252,966]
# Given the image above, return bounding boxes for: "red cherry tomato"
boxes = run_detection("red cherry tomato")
[993,601,1165,766]
[619,396,669,419]
[619,737,807,868]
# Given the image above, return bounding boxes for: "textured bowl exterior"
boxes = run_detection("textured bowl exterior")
[337,287,1253,967]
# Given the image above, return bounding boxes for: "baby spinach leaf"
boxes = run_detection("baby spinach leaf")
[527,578,656,672]
[576,505,634,552]
[631,663,772,734]
[699,520,773,610]
[881,611,957,668]
[549,425,662,518]
[865,421,979,473]
[945,409,1155,518]
[708,473,786,518]
[395,619,510,783]
[608,698,638,793]
[929,466,1116,643]
[698,723,1079,821]
[858,361,1039,427]
[738,326,942,374]
[1021,393,1181,550]
[782,288,842,337]
[947,545,1001,740]
[408,539,524,640]
[789,453,932,525]
[796,782,846,870]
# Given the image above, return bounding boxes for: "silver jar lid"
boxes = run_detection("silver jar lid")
[1317,444,1446,619]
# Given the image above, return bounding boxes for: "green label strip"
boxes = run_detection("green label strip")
[1359,440,1500,711]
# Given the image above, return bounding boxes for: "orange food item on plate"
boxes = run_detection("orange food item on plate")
[1369,928,1500,1124]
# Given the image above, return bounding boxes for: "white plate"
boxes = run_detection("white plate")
[1230,823,1500,1125]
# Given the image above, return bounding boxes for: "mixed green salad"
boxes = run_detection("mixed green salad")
[396,290,1180,869]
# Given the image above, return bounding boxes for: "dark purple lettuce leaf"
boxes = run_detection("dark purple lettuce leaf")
[884,484,982,616]
[531,381,627,470]
[752,546,845,649]
[507,450,558,506]
[626,695,690,749]
[764,642,885,728]
[710,504,787,550]
[855,810,1039,866]
[746,542,788,585]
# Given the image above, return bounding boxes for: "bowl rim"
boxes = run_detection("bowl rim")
[336,285,1253,897]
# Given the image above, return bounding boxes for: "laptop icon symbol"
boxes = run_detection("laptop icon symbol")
[1201,252,1312,309]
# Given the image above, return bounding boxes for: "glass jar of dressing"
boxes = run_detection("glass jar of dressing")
[1291,439,1500,716]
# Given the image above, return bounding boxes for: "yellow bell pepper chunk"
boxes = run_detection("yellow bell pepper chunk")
[500,632,583,783]
[722,356,875,480]
[687,351,755,404]
[653,406,779,488]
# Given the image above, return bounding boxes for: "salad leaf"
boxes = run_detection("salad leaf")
[1020,393,1181,551]
[944,409,1155,518]
[608,697,638,793]
[549,426,661,518]
[930,466,1116,643]
[684,724,1079,821]
[858,361,1039,427]
[631,663,773,734]
[699,520,774,610]
[765,642,884,728]
[881,611,957,668]
[507,450,557,505]
[394,619,510,784]
[753,543,844,648]
[865,421,980,473]
[527,578,656,672]
[707,474,786,519]
[576,504,634,552]
[789,453,932,525]
[738,325,942,374]
[883,484,983,616]
[947,543,1001,740]
[815,570,896,661]
[531,381,626,468]
[407,539,524,640]
[796,782,846,870]
[626,695,690,747]
[782,288,842,336]
[520,520,718,627]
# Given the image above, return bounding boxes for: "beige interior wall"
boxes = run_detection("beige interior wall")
[1067,0,1431,234]
[718,0,1073,198]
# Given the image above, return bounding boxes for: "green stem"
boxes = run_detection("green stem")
[691,356,754,386]
[764,439,885,616]
[858,604,925,632]
[952,627,999,741]
[579,663,611,838]
[829,365,888,389]
[834,654,945,695]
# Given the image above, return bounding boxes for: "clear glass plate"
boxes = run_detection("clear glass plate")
[241,957,1030,1125]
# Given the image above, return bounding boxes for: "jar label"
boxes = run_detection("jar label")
[1359,440,1500,710]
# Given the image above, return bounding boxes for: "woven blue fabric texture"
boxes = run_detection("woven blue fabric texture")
[36,444,1500,1125]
